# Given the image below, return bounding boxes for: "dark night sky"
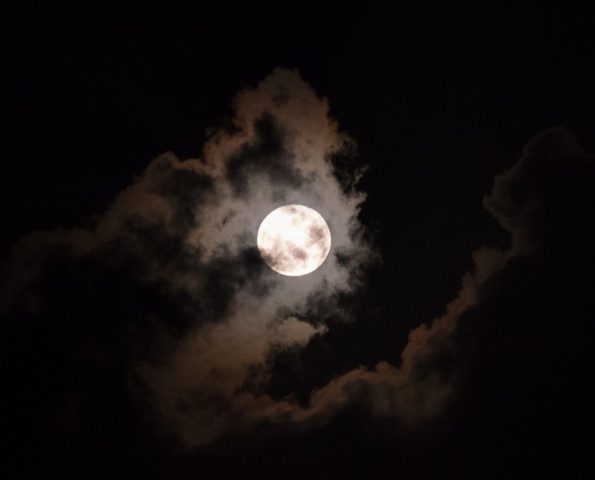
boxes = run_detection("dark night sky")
[2,4,595,479]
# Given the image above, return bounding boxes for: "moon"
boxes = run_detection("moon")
[257,204,331,276]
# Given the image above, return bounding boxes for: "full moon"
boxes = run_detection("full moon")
[257,204,332,276]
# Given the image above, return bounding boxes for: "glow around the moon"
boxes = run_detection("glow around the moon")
[257,204,332,276]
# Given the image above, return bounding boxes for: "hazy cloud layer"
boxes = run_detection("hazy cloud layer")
[2,66,592,450]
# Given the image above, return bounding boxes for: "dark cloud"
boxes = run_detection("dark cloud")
[225,112,304,197]
[1,63,593,478]
[484,127,595,255]
[444,128,595,477]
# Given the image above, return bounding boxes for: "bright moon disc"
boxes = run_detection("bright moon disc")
[257,204,331,276]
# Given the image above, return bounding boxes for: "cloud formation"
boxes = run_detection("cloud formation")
[2,65,592,453]
[1,69,374,446]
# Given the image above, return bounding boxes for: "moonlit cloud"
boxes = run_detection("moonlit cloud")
[1,69,374,446]
[2,68,591,450]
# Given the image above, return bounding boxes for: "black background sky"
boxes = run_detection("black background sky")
[3,4,595,479]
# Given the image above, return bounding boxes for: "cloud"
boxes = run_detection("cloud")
[442,128,595,477]
[484,127,594,255]
[2,65,592,454]
[299,127,594,434]
[0,68,374,447]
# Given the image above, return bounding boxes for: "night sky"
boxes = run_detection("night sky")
[3,4,595,479]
